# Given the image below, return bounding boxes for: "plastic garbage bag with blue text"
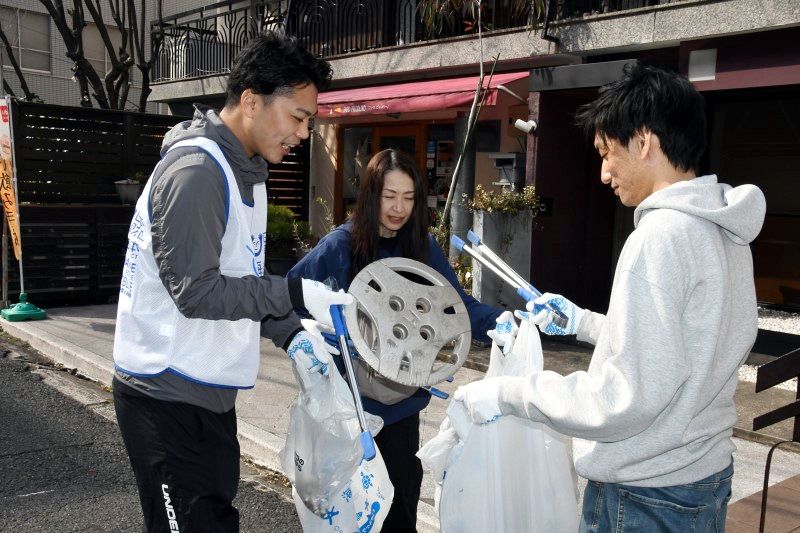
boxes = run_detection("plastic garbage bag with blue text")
[281,352,393,532]
[417,318,579,532]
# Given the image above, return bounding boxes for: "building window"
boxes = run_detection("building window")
[0,7,51,73]
[83,23,123,77]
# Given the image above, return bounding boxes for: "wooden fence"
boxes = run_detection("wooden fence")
[12,101,180,204]
[4,100,310,307]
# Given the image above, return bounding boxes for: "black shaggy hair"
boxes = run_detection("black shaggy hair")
[575,63,707,173]
[225,32,332,107]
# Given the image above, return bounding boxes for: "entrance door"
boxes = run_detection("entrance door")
[335,124,426,222]
[373,124,426,172]
[707,88,800,309]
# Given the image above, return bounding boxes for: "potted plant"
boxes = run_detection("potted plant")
[115,171,146,204]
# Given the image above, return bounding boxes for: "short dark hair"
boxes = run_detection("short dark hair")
[225,32,332,107]
[575,63,706,173]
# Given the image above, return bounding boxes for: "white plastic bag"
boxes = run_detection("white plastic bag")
[418,319,579,532]
[291,447,394,533]
[280,358,393,532]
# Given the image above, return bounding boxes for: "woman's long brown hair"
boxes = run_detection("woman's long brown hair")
[349,148,429,280]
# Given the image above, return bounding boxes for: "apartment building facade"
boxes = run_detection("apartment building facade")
[147,0,800,310]
[0,0,162,112]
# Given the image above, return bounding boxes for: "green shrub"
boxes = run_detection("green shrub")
[267,203,310,257]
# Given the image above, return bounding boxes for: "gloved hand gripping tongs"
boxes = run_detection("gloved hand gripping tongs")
[451,229,569,329]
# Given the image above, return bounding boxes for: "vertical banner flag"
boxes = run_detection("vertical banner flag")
[0,97,21,260]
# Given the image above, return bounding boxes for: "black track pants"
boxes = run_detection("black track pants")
[114,381,240,533]
[374,412,423,533]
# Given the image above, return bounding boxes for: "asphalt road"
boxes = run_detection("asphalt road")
[0,344,302,533]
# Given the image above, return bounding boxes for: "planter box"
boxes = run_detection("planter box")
[471,210,533,308]
[114,180,143,205]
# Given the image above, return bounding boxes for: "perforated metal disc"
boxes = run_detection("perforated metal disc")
[344,257,471,387]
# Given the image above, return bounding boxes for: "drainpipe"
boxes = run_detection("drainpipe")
[449,111,476,261]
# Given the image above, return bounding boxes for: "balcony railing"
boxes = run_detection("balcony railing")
[152,0,686,83]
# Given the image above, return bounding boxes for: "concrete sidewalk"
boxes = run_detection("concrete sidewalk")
[2,304,799,532]
[0,304,468,531]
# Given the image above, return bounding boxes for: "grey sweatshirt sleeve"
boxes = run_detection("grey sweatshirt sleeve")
[497,269,691,441]
[149,149,304,324]
[576,310,605,345]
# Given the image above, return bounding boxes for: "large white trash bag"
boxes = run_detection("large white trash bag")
[418,319,579,532]
[281,356,393,532]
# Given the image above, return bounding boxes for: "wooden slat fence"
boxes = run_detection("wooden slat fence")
[12,101,183,204]
[4,205,133,307]
[3,100,311,308]
[267,139,310,220]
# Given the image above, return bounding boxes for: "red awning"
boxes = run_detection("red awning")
[318,71,528,117]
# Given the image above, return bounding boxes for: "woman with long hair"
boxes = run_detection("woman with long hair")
[288,148,502,531]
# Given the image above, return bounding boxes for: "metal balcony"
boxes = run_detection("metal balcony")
[151,0,687,83]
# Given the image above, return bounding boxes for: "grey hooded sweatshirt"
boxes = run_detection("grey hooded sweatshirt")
[114,105,304,412]
[497,175,766,486]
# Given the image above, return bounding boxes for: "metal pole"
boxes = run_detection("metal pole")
[448,112,475,261]
[2,216,7,308]
[5,96,23,294]
[1,54,6,308]
[0,45,5,91]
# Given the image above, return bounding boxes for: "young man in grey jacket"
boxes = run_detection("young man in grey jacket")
[455,64,766,531]
[112,33,351,532]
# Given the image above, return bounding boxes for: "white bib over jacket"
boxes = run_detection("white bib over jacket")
[114,137,267,388]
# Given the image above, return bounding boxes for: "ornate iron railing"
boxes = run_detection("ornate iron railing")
[152,0,687,83]
[153,0,290,82]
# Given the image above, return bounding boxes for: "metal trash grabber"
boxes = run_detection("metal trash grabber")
[329,304,377,461]
[451,232,569,329]
[467,230,536,295]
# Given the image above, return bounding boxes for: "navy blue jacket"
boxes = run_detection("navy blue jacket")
[288,221,501,425]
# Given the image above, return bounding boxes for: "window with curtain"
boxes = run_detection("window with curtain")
[0,7,50,73]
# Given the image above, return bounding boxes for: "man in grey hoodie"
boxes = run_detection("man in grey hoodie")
[112,33,351,532]
[455,64,766,531]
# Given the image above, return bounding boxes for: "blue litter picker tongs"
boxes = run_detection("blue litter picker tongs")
[451,229,569,329]
[329,304,377,461]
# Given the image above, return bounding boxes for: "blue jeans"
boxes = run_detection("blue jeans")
[580,463,734,533]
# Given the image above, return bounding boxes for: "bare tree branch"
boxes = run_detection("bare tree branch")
[128,0,163,112]
[0,21,41,101]
[37,0,163,111]
[3,80,16,98]
[84,0,134,109]
[38,0,110,107]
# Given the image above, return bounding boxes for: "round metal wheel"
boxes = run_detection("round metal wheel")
[344,257,471,387]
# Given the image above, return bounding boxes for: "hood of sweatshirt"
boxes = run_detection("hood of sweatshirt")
[634,175,766,245]
[161,104,268,185]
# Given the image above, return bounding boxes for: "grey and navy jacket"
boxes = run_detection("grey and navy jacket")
[114,104,304,412]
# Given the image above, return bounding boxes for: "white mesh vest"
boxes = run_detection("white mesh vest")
[113,137,267,388]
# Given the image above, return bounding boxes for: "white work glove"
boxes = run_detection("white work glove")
[522,292,584,336]
[485,311,518,355]
[287,328,337,378]
[300,318,339,359]
[453,377,507,425]
[300,279,354,327]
